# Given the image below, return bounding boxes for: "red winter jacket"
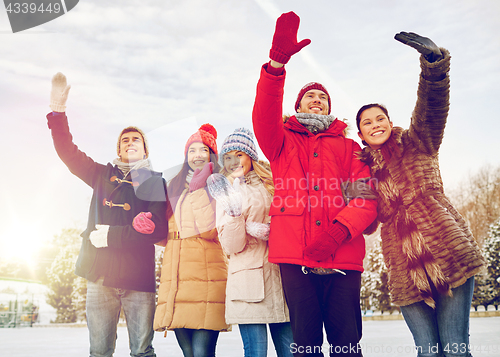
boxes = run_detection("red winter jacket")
[252,64,377,271]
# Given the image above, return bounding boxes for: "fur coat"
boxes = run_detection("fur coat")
[358,49,485,308]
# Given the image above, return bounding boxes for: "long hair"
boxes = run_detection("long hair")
[220,158,274,196]
[166,148,220,221]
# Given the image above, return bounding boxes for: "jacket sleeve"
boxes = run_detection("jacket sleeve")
[47,112,106,187]
[334,141,378,238]
[408,48,451,155]
[216,201,248,255]
[252,64,287,162]
[106,176,169,249]
[107,200,168,249]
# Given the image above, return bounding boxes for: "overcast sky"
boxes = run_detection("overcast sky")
[1,0,499,263]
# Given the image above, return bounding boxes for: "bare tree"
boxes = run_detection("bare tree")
[448,164,500,246]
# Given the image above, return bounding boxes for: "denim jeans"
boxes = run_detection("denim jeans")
[86,278,156,357]
[174,328,220,357]
[239,322,294,357]
[400,277,474,357]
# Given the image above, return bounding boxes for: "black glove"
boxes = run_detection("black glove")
[395,31,443,63]
[341,178,377,205]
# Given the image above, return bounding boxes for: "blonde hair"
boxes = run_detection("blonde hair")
[220,159,274,196]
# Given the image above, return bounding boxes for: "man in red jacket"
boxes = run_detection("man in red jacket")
[252,12,378,357]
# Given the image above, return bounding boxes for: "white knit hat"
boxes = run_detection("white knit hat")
[219,128,258,162]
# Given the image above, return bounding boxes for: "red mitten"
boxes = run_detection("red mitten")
[269,11,311,64]
[189,162,214,192]
[133,212,155,234]
[303,222,350,262]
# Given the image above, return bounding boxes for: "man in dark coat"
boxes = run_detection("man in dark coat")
[47,72,167,357]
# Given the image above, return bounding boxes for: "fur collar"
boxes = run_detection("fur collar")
[357,126,404,173]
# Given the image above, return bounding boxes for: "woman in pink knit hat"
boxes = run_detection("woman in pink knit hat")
[135,124,229,357]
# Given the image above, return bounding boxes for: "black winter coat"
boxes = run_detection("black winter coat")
[47,113,168,292]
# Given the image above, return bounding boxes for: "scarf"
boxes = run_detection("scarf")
[112,158,152,178]
[295,113,336,134]
[185,170,194,184]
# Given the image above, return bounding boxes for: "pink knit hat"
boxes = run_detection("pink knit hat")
[294,82,331,114]
[184,124,218,156]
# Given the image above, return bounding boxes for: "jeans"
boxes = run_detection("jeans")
[174,328,220,357]
[280,264,363,357]
[239,322,294,357]
[400,277,475,357]
[86,278,156,357]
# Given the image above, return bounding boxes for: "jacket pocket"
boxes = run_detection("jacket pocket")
[268,192,307,249]
[229,267,265,302]
[269,191,308,216]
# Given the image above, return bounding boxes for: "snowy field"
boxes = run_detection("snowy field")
[0,317,499,357]
[1,279,499,356]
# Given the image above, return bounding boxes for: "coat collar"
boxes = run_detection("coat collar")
[358,127,404,160]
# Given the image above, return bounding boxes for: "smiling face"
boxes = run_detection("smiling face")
[223,150,252,178]
[357,107,394,149]
[297,89,329,115]
[119,131,146,163]
[187,142,210,170]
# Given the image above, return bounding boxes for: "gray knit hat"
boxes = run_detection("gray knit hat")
[219,128,258,162]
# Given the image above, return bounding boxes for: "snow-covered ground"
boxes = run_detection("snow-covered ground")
[1,278,499,356]
[0,318,499,357]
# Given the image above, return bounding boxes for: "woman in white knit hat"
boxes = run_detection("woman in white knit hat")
[208,127,294,357]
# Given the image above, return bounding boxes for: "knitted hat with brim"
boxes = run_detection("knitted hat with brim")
[295,82,331,114]
[219,127,258,162]
[184,123,218,156]
[117,126,149,158]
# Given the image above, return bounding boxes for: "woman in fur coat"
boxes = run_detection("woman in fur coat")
[356,32,485,357]
[207,128,294,357]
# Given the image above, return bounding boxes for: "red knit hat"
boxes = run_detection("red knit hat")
[184,124,218,156]
[295,82,331,114]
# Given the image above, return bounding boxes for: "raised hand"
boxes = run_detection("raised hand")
[207,173,243,217]
[395,32,442,63]
[50,72,71,112]
[189,162,214,192]
[269,11,311,65]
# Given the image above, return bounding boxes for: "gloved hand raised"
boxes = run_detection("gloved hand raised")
[207,173,243,217]
[50,72,71,112]
[269,11,311,65]
[303,222,350,262]
[395,32,442,63]
[189,162,214,192]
